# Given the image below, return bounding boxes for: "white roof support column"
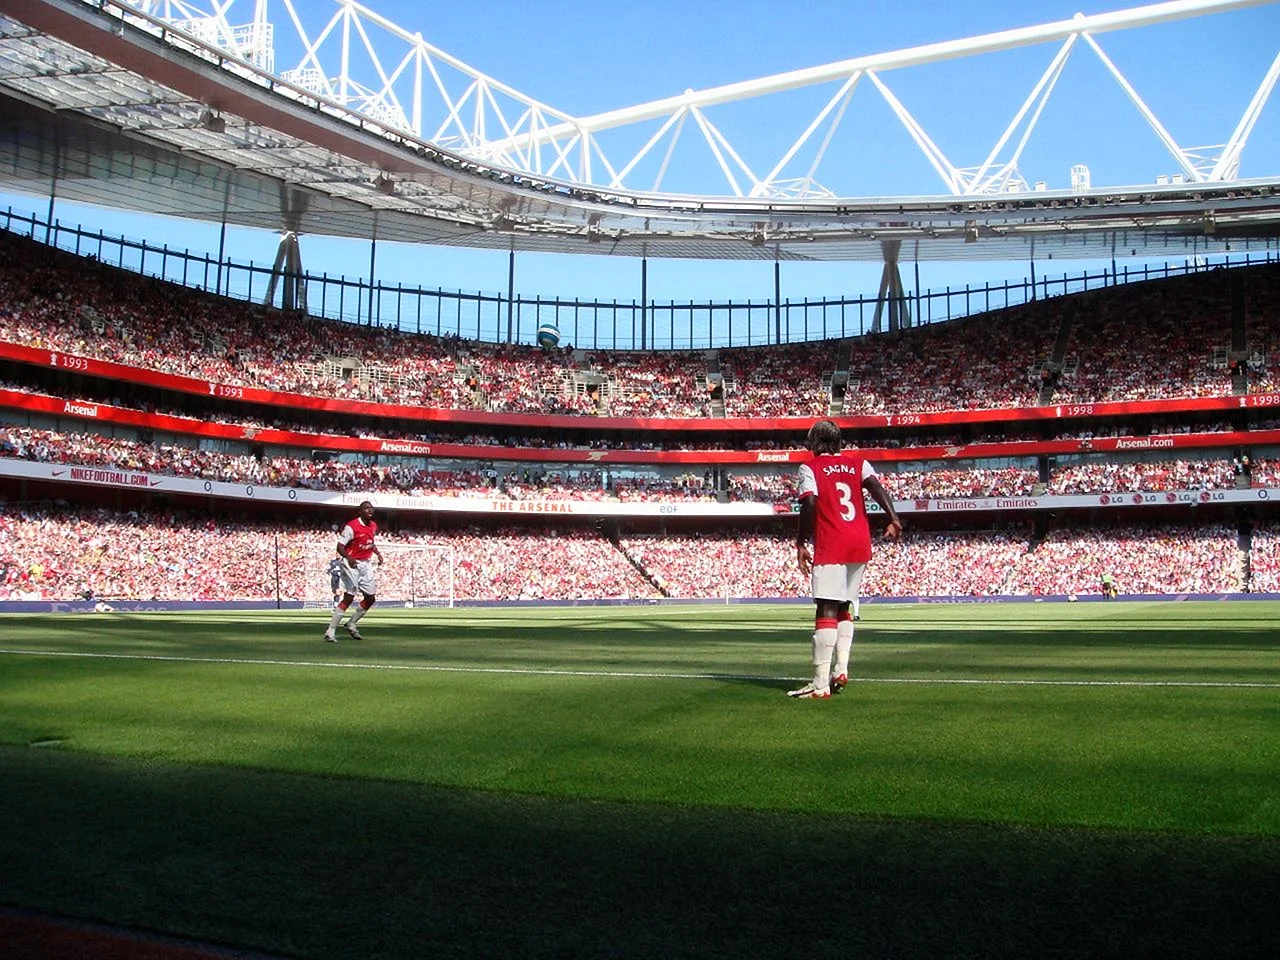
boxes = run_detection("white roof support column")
[100,0,1280,198]
[966,35,1077,194]
[608,107,686,189]
[689,106,759,197]
[651,109,689,193]
[1080,31,1204,182]
[1212,48,1280,180]
[866,71,964,196]
[753,70,862,199]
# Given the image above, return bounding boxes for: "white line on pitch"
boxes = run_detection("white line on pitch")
[2,648,1278,688]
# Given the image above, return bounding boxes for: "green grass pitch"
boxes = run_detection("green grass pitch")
[2,602,1278,959]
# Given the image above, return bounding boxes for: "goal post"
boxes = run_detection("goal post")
[288,541,455,608]
[382,543,456,608]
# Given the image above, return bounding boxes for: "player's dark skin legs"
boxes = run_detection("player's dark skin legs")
[815,599,850,621]
[337,593,376,610]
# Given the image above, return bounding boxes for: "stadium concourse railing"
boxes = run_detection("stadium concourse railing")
[5,208,1280,350]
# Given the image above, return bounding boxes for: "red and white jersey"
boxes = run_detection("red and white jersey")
[339,517,378,562]
[797,452,876,565]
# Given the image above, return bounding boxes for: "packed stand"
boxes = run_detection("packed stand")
[861,530,1031,597]
[877,466,1038,499]
[1046,457,1238,494]
[0,425,511,497]
[7,229,1278,425]
[1248,521,1280,592]
[1051,273,1241,403]
[1248,457,1280,488]
[0,425,737,504]
[719,343,833,418]
[840,304,1056,415]
[726,472,800,503]
[612,472,718,502]
[1242,266,1280,394]
[619,533,805,599]
[1,501,1258,601]
[1003,524,1244,595]
[592,351,710,417]
[0,504,660,602]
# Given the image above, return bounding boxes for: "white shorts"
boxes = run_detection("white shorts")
[339,559,377,597]
[811,563,866,603]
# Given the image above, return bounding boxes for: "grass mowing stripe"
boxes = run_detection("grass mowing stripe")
[4,646,1279,687]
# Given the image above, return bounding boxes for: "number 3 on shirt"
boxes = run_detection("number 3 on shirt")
[835,481,858,521]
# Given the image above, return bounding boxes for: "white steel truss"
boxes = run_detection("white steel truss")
[54,0,1280,199]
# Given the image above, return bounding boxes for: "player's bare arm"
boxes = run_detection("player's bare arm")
[796,496,816,576]
[862,475,903,539]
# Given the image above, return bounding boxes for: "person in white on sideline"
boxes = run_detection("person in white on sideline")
[790,420,902,699]
[324,501,384,642]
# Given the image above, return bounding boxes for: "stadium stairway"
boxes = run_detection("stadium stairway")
[703,351,726,418]
[1037,304,1077,405]
[1230,271,1250,395]
[601,521,671,597]
[827,340,854,415]
[1238,523,1253,590]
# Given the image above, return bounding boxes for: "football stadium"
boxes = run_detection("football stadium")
[1,1,1279,957]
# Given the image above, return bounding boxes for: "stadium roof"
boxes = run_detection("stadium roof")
[0,0,1279,262]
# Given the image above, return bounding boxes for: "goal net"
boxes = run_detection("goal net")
[286,541,455,608]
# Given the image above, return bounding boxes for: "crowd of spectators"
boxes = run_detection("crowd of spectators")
[2,503,1263,602]
[840,304,1058,414]
[0,505,661,602]
[4,229,1278,424]
[877,467,1038,499]
[726,472,800,503]
[1045,458,1238,494]
[1003,522,1244,599]
[719,343,832,418]
[1243,270,1280,394]
[0,425,511,496]
[10,423,1274,505]
[862,531,1030,597]
[1003,524,1244,595]
[1,424,756,502]
[1248,521,1280,592]
[618,533,803,599]
[592,351,711,418]
[1248,457,1280,487]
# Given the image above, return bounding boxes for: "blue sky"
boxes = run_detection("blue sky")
[4,0,1279,333]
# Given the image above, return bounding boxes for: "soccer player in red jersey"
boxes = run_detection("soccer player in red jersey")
[789,420,902,699]
[324,501,384,642]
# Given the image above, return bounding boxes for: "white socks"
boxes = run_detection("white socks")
[833,619,855,677]
[812,624,837,689]
[327,606,346,633]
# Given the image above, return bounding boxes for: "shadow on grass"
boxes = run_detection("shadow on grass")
[2,746,1277,960]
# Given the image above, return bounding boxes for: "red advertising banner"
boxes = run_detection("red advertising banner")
[4,387,1275,466]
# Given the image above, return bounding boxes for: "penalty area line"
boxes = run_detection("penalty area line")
[1,648,1278,688]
